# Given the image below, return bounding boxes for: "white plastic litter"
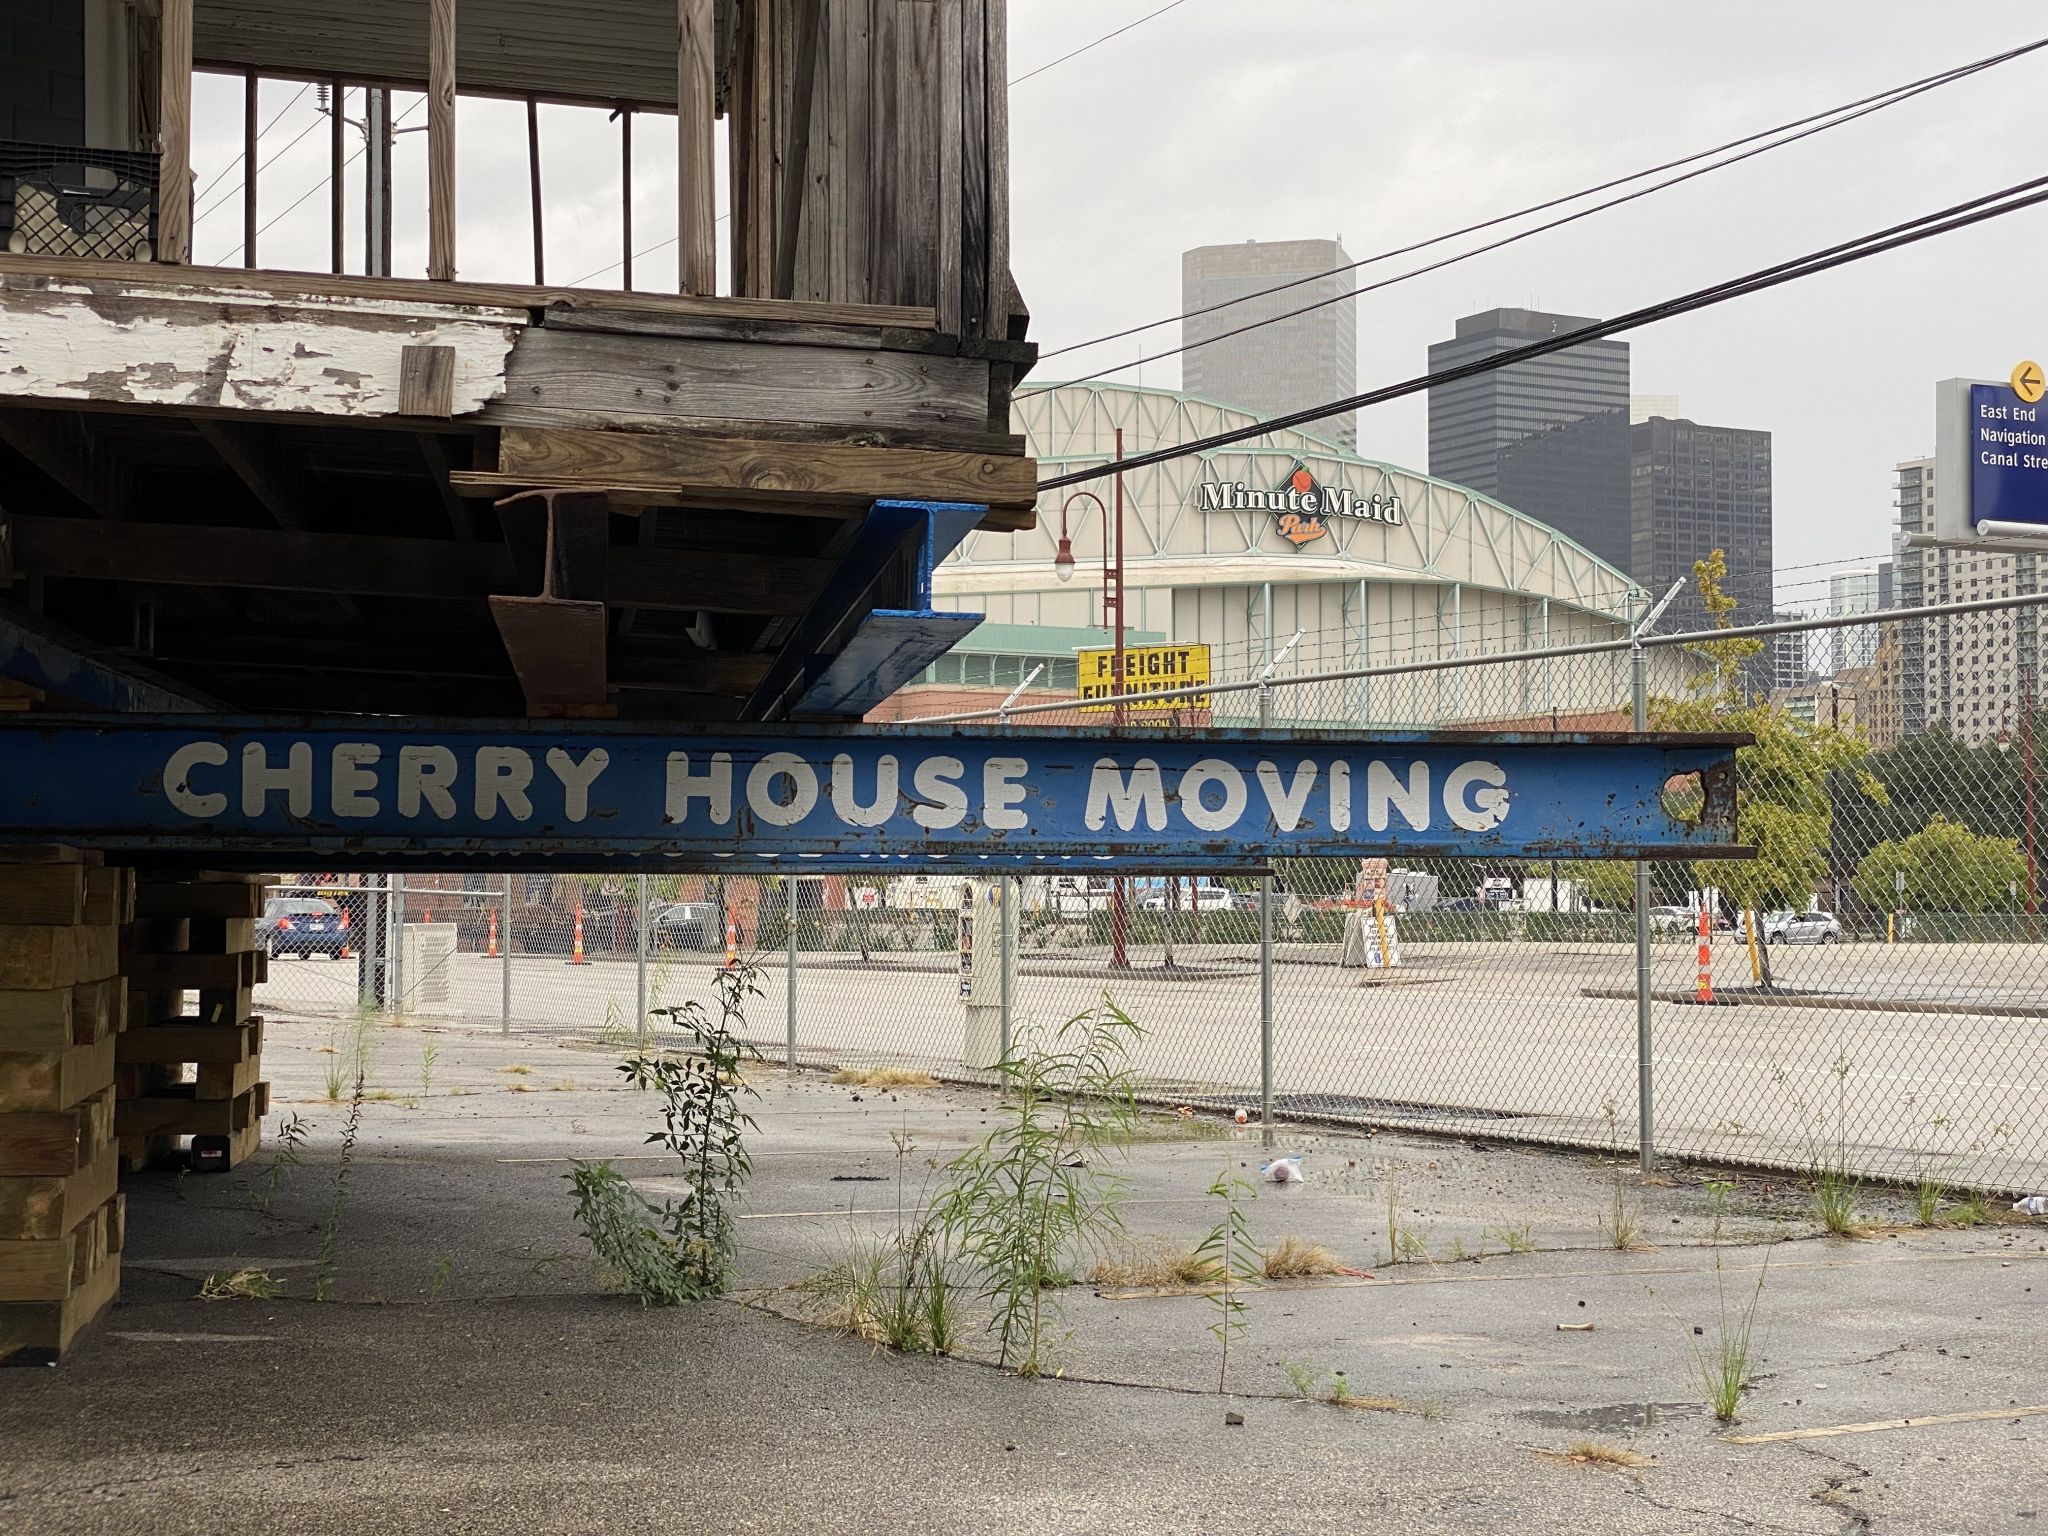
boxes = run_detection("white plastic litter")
[1261,1156,1305,1185]
[2014,1195,2048,1216]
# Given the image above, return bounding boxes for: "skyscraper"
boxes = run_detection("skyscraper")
[1829,568,1882,672]
[1182,239,1358,450]
[1629,415,1774,655]
[1427,309,1632,570]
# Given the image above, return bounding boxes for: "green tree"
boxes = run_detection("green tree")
[1651,552,1885,967]
[1853,815,2027,914]
[1561,860,1638,910]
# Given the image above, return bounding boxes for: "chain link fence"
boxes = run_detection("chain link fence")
[251,597,2048,1197]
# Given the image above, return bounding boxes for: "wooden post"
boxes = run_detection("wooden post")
[156,0,193,264]
[428,0,457,281]
[525,97,544,285]
[329,79,346,274]
[241,68,258,268]
[984,0,1011,337]
[676,0,716,296]
[620,106,633,291]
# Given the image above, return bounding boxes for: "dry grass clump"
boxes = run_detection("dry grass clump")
[1561,1440,1651,1469]
[831,1066,940,1089]
[198,1268,284,1301]
[1088,1240,1223,1288]
[499,1063,535,1076]
[1262,1234,1340,1279]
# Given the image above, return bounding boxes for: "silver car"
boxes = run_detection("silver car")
[1763,909,1841,944]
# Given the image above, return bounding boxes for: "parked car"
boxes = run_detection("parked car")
[1763,909,1842,944]
[651,901,720,949]
[1136,884,1232,914]
[259,896,349,959]
[1228,889,1263,915]
[1647,905,1695,934]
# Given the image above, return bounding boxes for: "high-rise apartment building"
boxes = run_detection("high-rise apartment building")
[1829,568,1882,672]
[1182,239,1358,450]
[1427,309,1632,571]
[1892,456,2046,746]
[1629,416,1775,639]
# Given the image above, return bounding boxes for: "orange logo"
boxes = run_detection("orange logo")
[1277,463,1328,546]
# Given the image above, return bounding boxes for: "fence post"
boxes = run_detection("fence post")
[999,875,1014,1065]
[360,874,384,1012]
[389,877,407,1015]
[785,874,798,1070]
[1258,678,1275,1149]
[1629,580,1684,1173]
[500,873,512,1036]
[636,871,650,1052]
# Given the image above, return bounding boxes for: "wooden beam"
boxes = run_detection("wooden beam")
[936,0,962,335]
[428,0,457,281]
[0,253,936,330]
[487,425,1039,516]
[610,651,774,692]
[7,514,830,614]
[190,420,318,531]
[677,0,717,297]
[241,67,258,268]
[157,0,194,264]
[9,515,514,598]
[983,0,1011,340]
[488,594,606,715]
[398,345,457,417]
[773,0,824,302]
[0,411,132,520]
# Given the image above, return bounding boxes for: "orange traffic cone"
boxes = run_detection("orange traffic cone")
[1695,908,1714,1004]
[486,907,500,959]
[724,913,738,971]
[570,902,588,966]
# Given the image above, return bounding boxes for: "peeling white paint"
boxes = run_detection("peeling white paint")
[0,280,520,416]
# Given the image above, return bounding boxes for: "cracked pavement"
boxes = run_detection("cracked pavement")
[2,1013,2045,1534]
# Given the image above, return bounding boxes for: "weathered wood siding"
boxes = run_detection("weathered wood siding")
[735,0,1017,339]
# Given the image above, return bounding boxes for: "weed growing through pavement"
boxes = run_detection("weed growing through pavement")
[1483,1219,1535,1254]
[1282,1359,1329,1399]
[832,1066,940,1089]
[1384,1169,1400,1266]
[249,1111,309,1215]
[1774,1053,1866,1237]
[419,1039,439,1099]
[1195,1168,1260,1393]
[428,1256,454,1301]
[937,993,1142,1376]
[1704,1179,1737,1243]
[199,1268,283,1301]
[1950,1191,1991,1227]
[569,962,766,1302]
[796,1128,961,1354]
[1691,1251,1769,1422]
[1600,1096,1643,1251]
[322,1035,346,1102]
[1261,1235,1339,1279]
[313,1050,368,1302]
[1396,1227,1433,1264]
[1561,1440,1651,1469]
[1087,1240,1219,1289]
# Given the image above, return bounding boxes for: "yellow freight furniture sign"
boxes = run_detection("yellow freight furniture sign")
[1076,643,1211,710]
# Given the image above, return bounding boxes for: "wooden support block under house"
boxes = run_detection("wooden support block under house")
[0,1036,116,1113]
[0,923,121,992]
[0,1139,116,1242]
[0,866,86,926]
[0,978,123,1053]
[0,1193,122,1365]
[132,874,269,921]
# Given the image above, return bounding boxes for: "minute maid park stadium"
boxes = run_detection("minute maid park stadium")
[876,382,1689,726]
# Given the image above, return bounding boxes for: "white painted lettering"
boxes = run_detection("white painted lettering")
[1444,759,1510,832]
[474,746,534,822]
[1366,760,1430,832]
[830,754,898,828]
[164,741,229,819]
[910,755,969,830]
[398,745,459,820]
[1256,760,1318,832]
[331,743,381,819]
[1179,760,1247,833]
[1084,759,1167,832]
[664,751,733,826]
[747,752,820,828]
[544,747,610,824]
[1329,761,1352,833]
[240,740,313,818]
[982,756,1030,831]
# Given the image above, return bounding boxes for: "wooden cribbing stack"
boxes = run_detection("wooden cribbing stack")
[118,874,273,1175]
[0,848,131,1365]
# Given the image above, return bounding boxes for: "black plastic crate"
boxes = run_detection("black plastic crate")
[0,141,157,260]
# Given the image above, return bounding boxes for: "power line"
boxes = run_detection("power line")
[194,91,332,231]
[1009,0,1193,86]
[214,96,424,268]
[1033,35,2044,370]
[188,79,313,210]
[1038,172,2048,492]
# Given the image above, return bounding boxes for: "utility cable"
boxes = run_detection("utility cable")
[1033,35,2046,371]
[1038,172,2048,491]
[1009,0,1192,86]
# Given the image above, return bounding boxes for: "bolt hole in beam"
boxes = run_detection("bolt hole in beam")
[0,718,1747,872]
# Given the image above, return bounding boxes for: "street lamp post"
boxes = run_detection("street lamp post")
[1053,428,1129,968]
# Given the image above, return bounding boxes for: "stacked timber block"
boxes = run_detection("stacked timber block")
[117,873,272,1174]
[0,848,130,1365]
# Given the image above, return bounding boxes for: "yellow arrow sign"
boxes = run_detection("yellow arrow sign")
[2014,359,2046,404]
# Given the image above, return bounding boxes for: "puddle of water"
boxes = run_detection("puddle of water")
[1518,1401,1699,1431]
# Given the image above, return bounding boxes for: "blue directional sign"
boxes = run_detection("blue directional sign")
[1968,381,2048,533]
[0,717,1741,869]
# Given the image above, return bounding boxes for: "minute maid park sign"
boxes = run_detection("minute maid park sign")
[1196,461,1405,546]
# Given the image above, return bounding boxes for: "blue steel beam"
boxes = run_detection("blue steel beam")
[0,716,1743,872]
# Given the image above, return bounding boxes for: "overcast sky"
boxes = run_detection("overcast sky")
[190,1,2046,614]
